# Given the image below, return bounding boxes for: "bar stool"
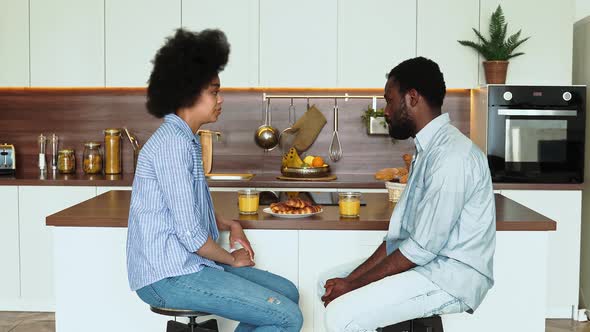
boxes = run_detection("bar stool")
[378,316,443,332]
[150,306,219,332]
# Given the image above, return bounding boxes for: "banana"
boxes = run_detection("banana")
[284,148,304,167]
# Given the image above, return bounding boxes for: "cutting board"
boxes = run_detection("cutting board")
[277,175,337,181]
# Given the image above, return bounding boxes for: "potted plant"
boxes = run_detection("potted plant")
[458,5,530,84]
[361,104,389,135]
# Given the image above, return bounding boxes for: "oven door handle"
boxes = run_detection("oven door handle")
[497,109,577,116]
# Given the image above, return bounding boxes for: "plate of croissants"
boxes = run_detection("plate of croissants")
[264,198,323,218]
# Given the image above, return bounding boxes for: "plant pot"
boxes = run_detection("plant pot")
[483,60,509,84]
[367,116,389,135]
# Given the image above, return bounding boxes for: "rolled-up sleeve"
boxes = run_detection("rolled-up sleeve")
[153,138,208,252]
[399,154,466,266]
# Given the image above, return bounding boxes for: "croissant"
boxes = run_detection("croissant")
[270,202,322,214]
[270,202,293,213]
[284,198,312,209]
[375,167,408,181]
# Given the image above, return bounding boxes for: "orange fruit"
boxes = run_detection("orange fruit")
[312,156,325,167]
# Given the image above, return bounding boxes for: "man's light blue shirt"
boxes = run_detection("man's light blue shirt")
[127,114,221,291]
[385,113,496,311]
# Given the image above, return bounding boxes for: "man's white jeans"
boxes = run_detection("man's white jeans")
[317,259,466,332]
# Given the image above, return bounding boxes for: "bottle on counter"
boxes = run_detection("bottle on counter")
[104,128,122,174]
[57,149,76,174]
[83,141,102,174]
[38,133,47,172]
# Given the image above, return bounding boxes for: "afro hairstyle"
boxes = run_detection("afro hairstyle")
[387,57,446,109]
[146,28,230,118]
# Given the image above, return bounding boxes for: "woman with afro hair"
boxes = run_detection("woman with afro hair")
[126,29,303,331]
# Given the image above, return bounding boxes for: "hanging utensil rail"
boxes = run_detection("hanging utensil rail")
[263,93,384,102]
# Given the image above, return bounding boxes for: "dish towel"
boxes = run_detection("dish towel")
[291,105,327,152]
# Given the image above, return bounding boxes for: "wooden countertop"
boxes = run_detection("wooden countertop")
[0,170,583,190]
[46,191,556,231]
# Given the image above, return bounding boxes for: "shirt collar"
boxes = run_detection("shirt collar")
[164,114,198,141]
[413,113,450,153]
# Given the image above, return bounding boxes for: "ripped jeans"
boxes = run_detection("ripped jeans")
[318,260,467,332]
[136,265,303,332]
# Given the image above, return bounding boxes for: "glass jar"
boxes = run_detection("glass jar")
[104,128,121,174]
[57,149,76,174]
[338,192,362,218]
[83,141,103,174]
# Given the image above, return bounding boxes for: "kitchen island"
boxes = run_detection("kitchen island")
[46,190,554,332]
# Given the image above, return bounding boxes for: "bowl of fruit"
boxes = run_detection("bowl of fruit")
[281,148,330,178]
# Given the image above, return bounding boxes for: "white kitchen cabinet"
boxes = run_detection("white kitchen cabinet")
[298,230,386,331]
[105,0,180,87]
[0,186,20,309]
[0,0,29,86]
[18,186,95,310]
[442,232,548,332]
[30,0,104,86]
[337,0,416,88]
[259,0,337,87]
[216,230,299,331]
[417,0,479,88]
[479,0,574,85]
[182,0,259,87]
[501,190,582,318]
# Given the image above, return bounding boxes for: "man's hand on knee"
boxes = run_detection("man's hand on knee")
[321,278,354,307]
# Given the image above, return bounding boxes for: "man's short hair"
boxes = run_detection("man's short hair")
[387,57,446,109]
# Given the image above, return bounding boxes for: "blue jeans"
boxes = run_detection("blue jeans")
[136,264,303,332]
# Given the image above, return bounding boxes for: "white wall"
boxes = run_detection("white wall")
[576,0,590,22]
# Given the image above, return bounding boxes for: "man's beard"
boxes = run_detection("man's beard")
[386,99,414,140]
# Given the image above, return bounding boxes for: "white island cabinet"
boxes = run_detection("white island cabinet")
[18,186,95,311]
[500,189,582,318]
[0,186,20,310]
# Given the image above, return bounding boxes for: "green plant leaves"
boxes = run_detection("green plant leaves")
[457,5,530,61]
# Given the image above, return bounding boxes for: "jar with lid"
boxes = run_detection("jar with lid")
[57,149,76,174]
[83,141,103,174]
[104,128,121,174]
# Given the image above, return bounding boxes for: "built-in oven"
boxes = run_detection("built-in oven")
[471,85,586,183]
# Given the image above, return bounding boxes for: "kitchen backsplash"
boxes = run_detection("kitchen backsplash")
[0,88,469,175]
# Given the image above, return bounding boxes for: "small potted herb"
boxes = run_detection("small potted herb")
[361,104,389,135]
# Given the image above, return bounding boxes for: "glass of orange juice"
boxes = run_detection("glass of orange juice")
[238,189,259,214]
[339,192,361,218]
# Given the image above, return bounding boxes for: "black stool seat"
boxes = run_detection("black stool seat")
[149,306,219,332]
[150,306,211,318]
[379,316,443,332]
